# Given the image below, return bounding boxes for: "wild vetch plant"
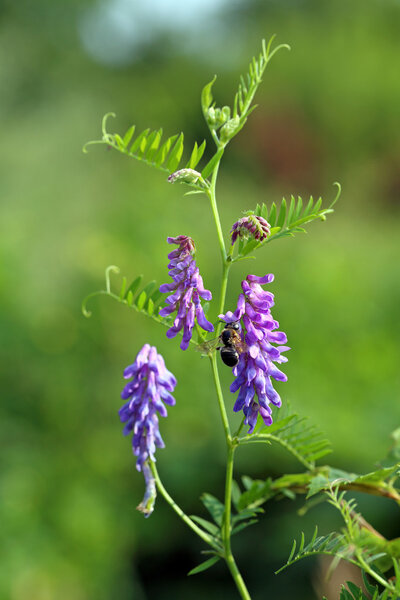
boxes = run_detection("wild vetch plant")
[83,38,400,599]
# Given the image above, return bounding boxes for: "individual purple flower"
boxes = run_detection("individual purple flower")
[119,344,177,517]
[159,235,214,350]
[220,274,289,434]
[230,215,270,245]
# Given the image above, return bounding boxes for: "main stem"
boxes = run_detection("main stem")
[224,444,251,600]
[207,163,252,600]
[208,161,226,264]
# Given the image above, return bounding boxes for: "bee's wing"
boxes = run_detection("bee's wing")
[196,336,221,355]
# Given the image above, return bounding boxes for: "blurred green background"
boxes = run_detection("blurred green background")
[1,0,400,598]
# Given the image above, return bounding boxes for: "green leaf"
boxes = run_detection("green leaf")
[201,493,224,526]
[135,290,147,310]
[220,37,289,145]
[124,275,143,300]
[138,280,157,301]
[232,508,263,524]
[123,125,135,146]
[346,581,364,598]
[201,75,217,115]
[166,133,184,172]
[190,516,220,536]
[268,226,282,236]
[294,195,303,219]
[276,197,287,228]
[147,298,154,315]
[188,556,220,576]
[353,464,399,485]
[130,128,150,154]
[118,276,127,300]
[145,128,163,162]
[304,196,314,216]
[126,290,134,305]
[231,519,258,535]
[268,202,277,226]
[114,133,125,150]
[149,288,163,307]
[85,117,206,186]
[154,134,178,166]
[201,148,224,179]
[187,139,206,169]
[276,527,355,575]
[241,238,260,256]
[339,586,354,600]
[249,404,332,470]
[287,195,296,223]
[237,478,273,511]
[260,203,268,219]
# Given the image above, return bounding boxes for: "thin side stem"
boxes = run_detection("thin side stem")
[216,255,233,337]
[150,462,220,551]
[209,353,231,441]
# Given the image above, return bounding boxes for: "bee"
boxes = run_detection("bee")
[197,322,247,367]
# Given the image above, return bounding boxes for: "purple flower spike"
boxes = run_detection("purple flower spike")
[119,344,177,516]
[230,215,270,245]
[220,274,289,433]
[159,235,214,350]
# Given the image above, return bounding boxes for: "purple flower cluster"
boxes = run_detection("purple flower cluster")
[230,215,270,245]
[119,344,177,516]
[220,274,289,433]
[159,235,214,350]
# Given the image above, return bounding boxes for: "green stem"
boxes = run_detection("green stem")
[216,257,233,338]
[223,444,252,600]
[355,549,395,593]
[206,154,251,599]
[234,416,246,438]
[150,462,220,551]
[209,353,231,440]
[207,162,226,263]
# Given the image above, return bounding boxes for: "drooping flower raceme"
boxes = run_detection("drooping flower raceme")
[159,235,214,350]
[220,274,289,434]
[230,215,270,245]
[119,344,177,516]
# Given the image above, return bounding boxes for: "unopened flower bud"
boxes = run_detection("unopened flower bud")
[168,168,202,185]
[220,116,240,142]
[207,106,231,129]
[221,106,231,122]
[230,215,271,245]
[206,106,217,127]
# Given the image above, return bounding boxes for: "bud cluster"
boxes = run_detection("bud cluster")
[206,105,231,129]
[231,215,271,245]
[167,168,202,185]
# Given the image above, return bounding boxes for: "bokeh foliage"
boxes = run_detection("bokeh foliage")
[1,0,400,598]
